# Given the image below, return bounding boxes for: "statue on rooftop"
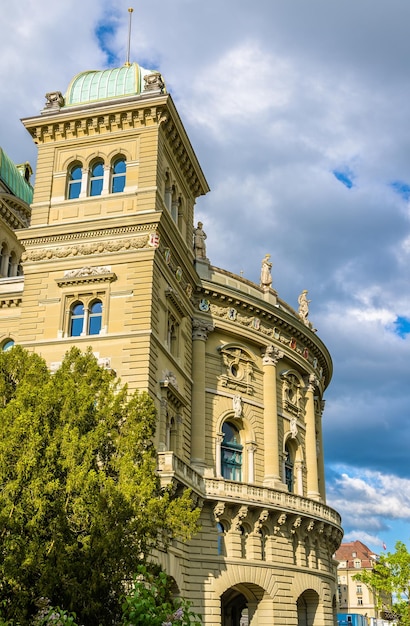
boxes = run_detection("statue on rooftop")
[298,290,311,324]
[260,254,272,289]
[193,221,207,260]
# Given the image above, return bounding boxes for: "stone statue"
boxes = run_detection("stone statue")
[193,221,207,260]
[290,417,298,439]
[298,290,311,324]
[232,395,242,417]
[260,254,272,288]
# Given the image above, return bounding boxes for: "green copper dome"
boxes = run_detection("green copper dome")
[0,148,33,205]
[64,63,164,107]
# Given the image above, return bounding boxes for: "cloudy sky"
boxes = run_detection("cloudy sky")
[1,0,410,555]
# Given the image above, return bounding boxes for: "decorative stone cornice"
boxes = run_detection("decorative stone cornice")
[27,105,167,144]
[160,377,187,410]
[0,193,31,229]
[0,297,22,308]
[56,266,117,287]
[19,223,159,248]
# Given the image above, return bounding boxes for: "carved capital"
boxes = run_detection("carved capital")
[306,373,319,393]
[262,344,283,366]
[192,318,214,341]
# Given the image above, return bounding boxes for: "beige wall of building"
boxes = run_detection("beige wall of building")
[0,63,343,625]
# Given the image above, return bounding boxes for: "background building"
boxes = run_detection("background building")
[0,60,343,625]
[335,541,379,620]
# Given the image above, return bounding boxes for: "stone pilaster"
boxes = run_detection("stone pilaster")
[305,374,321,500]
[262,345,286,490]
[191,319,213,470]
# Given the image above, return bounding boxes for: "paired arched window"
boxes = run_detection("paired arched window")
[66,156,126,199]
[89,159,104,196]
[221,422,243,481]
[68,162,82,199]
[69,299,102,337]
[111,157,126,193]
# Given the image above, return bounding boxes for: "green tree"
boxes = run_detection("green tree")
[354,541,410,625]
[121,565,201,626]
[0,346,199,626]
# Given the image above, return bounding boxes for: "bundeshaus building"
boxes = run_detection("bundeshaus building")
[0,59,343,625]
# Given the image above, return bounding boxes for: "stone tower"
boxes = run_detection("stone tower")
[0,60,342,625]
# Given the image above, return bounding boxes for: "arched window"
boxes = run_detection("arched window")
[2,339,14,351]
[67,162,82,199]
[285,442,294,492]
[216,522,225,556]
[111,157,126,193]
[88,300,102,335]
[7,252,17,277]
[89,159,104,196]
[221,422,243,481]
[70,302,85,337]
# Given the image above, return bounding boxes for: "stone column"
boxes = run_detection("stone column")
[191,319,213,470]
[246,442,256,484]
[262,345,286,489]
[317,399,326,501]
[305,374,321,501]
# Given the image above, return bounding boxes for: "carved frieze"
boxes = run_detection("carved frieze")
[208,301,326,384]
[22,234,151,262]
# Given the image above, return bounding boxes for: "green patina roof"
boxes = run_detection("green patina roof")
[0,148,33,205]
[64,62,158,106]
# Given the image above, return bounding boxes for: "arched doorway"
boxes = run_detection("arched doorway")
[296,589,319,626]
[221,583,265,626]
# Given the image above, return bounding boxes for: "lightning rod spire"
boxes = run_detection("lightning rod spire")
[125,8,134,66]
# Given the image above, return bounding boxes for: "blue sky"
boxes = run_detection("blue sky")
[1,0,410,557]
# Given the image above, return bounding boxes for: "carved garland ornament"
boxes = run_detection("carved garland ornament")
[21,233,151,262]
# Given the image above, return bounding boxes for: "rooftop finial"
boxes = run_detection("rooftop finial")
[125,8,134,67]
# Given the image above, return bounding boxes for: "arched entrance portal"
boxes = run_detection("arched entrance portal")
[221,583,265,626]
[297,589,319,626]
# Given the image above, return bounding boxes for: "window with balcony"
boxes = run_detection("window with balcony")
[221,422,243,481]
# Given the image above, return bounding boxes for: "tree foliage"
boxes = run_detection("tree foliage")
[0,346,200,625]
[121,565,201,626]
[354,541,410,625]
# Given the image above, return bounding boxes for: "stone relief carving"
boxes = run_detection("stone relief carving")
[254,509,269,535]
[232,505,248,531]
[213,502,225,523]
[281,371,303,417]
[273,513,287,535]
[43,91,65,111]
[22,234,150,262]
[143,72,165,93]
[218,345,255,395]
[64,266,111,278]
[161,370,179,390]
[290,417,298,439]
[232,394,242,417]
[208,302,323,379]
